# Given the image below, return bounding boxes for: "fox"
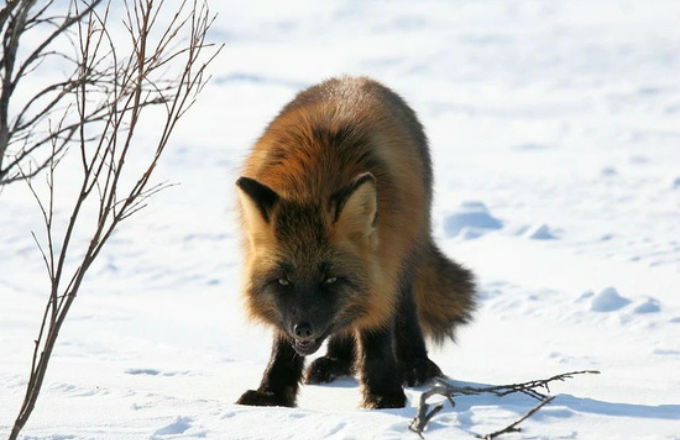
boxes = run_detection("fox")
[235,76,475,409]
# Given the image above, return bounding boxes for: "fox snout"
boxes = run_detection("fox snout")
[287,313,327,341]
[286,305,332,355]
[278,285,337,352]
[289,320,327,355]
[293,322,313,339]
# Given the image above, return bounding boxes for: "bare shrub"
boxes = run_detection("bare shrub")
[7,1,222,438]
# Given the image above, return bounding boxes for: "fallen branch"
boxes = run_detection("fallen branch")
[477,395,555,440]
[408,370,600,438]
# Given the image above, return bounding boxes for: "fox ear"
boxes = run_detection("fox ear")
[331,172,378,241]
[236,176,279,228]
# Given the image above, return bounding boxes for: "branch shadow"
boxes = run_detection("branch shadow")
[555,394,680,419]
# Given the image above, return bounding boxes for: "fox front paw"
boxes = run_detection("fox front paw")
[305,356,353,384]
[236,389,294,407]
[362,387,407,409]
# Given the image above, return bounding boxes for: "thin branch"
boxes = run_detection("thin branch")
[409,370,600,438]
[0,2,22,34]
[11,0,103,86]
[29,230,51,278]
[476,396,556,440]
[0,0,115,185]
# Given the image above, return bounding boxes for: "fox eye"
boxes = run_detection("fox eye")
[324,277,338,285]
[277,278,290,286]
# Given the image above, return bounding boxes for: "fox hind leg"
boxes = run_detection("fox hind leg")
[395,271,442,386]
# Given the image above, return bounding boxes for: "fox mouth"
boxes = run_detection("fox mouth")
[292,336,325,356]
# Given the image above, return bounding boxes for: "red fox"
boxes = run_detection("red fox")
[236,76,475,409]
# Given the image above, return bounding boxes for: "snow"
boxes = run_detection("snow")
[443,201,503,238]
[151,417,194,437]
[525,224,558,240]
[2,0,680,439]
[633,298,662,314]
[589,287,631,312]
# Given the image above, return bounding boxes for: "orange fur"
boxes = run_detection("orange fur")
[237,75,474,338]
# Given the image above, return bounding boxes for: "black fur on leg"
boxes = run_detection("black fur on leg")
[236,331,305,407]
[356,325,406,409]
[394,262,442,386]
[305,333,355,384]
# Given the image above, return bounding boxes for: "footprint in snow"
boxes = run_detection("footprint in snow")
[671,177,680,190]
[125,368,160,376]
[125,368,192,376]
[525,224,558,240]
[629,155,649,164]
[589,287,631,312]
[600,166,617,177]
[443,201,502,239]
[632,297,661,314]
[653,348,680,356]
[513,142,549,151]
[152,416,193,438]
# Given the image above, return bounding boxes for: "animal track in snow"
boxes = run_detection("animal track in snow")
[589,287,631,312]
[125,368,193,376]
[653,348,680,356]
[152,416,193,437]
[600,166,618,177]
[632,297,661,314]
[443,201,503,239]
[125,368,160,376]
[525,224,558,240]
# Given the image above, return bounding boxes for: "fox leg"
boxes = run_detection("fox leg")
[305,333,355,384]
[395,275,442,386]
[236,331,304,407]
[356,326,407,408]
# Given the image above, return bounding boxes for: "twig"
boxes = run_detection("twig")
[0,0,105,183]
[409,370,599,438]
[476,396,555,440]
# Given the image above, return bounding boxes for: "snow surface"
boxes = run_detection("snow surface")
[2,0,680,439]
[589,287,631,312]
[444,201,504,239]
[525,224,558,240]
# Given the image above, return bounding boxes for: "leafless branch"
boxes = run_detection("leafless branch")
[476,396,555,440]
[0,0,185,186]
[408,370,600,438]
[1,0,107,184]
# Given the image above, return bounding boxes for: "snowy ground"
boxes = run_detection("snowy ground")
[2,0,680,439]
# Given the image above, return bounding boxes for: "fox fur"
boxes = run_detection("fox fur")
[235,76,475,409]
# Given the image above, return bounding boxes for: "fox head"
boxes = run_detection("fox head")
[236,173,380,355]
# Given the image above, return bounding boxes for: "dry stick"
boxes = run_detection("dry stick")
[476,396,555,440]
[409,383,455,437]
[409,370,600,438]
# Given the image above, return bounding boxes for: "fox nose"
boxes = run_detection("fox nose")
[293,322,313,339]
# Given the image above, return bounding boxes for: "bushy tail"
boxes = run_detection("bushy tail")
[413,241,476,344]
